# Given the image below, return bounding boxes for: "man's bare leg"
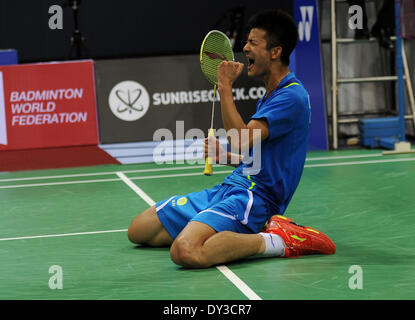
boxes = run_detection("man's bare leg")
[170,221,266,268]
[127,206,173,247]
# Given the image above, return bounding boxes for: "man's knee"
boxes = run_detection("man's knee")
[127,206,156,244]
[170,237,210,268]
[127,214,145,244]
[128,206,173,246]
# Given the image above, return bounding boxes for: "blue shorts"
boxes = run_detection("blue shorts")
[155,183,273,239]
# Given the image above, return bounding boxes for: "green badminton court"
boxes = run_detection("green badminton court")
[1,148,414,300]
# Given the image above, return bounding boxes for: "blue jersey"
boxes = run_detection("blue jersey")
[222,72,311,216]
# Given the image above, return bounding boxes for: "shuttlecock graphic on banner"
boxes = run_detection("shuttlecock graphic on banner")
[0,72,8,146]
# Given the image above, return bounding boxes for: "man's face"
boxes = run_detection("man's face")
[243,28,273,77]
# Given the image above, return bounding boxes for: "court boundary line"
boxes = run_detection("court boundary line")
[0,165,211,183]
[305,157,415,167]
[1,157,415,190]
[0,229,128,242]
[116,172,155,206]
[0,171,234,189]
[0,152,389,183]
[116,171,263,301]
[216,266,262,300]
[305,153,382,161]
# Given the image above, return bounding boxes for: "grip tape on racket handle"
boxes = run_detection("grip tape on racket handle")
[203,128,214,176]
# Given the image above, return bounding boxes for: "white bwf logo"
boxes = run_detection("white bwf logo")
[298,6,314,42]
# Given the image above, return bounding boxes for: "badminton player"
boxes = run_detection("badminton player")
[127,9,336,268]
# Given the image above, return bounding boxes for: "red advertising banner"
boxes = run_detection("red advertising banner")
[0,60,98,150]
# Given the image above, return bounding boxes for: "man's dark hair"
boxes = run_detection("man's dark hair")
[247,9,298,65]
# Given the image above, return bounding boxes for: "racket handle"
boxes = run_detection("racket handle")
[203,128,214,176]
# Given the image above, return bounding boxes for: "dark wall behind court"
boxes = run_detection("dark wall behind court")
[0,0,292,63]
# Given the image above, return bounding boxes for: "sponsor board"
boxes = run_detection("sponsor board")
[94,53,265,144]
[96,42,328,151]
[0,60,98,150]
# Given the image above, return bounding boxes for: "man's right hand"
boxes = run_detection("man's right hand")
[204,135,226,164]
[204,136,242,167]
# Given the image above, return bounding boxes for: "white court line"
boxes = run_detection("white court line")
[305,153,382,161]
[0,177,121,189]
[0,152,390,183]
[0,165,209,183]
[304,157,415,168]
[1,157,415,190]
[216,266,262,300]
[117,172,262,300]
[116,172,155,206]
[129,171,234,181]
[0,171,233,190]
[0,229,128,242]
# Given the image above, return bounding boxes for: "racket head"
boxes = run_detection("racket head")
[200,30,234,86]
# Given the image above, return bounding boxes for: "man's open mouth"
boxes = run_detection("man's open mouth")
[247,57,255,70]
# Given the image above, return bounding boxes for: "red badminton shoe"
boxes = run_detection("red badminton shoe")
[264,215,336,257]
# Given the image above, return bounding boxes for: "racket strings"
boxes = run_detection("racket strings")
[200,31,234,86]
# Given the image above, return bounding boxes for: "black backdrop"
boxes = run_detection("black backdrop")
[0,0,292,63]
[94,53,266,144]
